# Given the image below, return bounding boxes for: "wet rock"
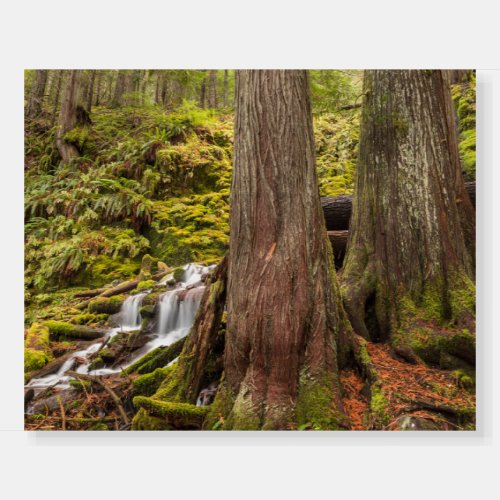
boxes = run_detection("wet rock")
[197,382,218,406]
[31,388,79,415]
[397,415,443,430]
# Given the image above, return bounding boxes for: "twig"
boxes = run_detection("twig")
[66,371,130,426]
[57,396,66,431]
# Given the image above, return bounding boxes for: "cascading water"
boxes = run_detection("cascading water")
[26,263,209,400]
[120,293,147,329]
[26,292,148,391]
[153,286,204,347]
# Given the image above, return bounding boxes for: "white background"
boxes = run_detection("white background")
[0,1,498,498]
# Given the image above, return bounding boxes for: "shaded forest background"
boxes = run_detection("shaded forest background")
[24,69,475,323]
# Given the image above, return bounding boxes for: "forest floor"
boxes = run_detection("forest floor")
[340,342,475,431]
[25,339,475,431]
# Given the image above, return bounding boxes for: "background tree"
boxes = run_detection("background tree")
[26,70,48,118]
[55,70,81,162]
[341,70,475,360]
[207,70,217,108]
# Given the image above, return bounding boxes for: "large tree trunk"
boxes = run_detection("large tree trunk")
[218,70,351,430]
[55,70,81,163]
[341,70,475,350]
[26,70,48,118]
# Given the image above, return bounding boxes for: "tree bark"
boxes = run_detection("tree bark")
[223,70,228,108]
[26,70,48,118]
[320,181,475,231]
[341,70,475,346]
[86,70,96,112]
[50,70,64,125]
[218,70,350,429]
[55,70,81,163]
[207,70,217,108]
[111,70,126,108]
[200,71,207,108]
[94,71,102,106]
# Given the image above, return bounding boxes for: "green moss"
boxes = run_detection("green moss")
[122,336,186,375]
[131,408,173,430]
[410,328,475,368]
[204,380,234,430]
[452,370,475,391]
[138,254,153,280]
[136,279,155,291]
[296,371,344,430]
[24,348,51,372]
[88,296,124,314]
[370,383,390,428]
[24,323,52,373]
[133,396,209,428]
[139,304,155,318]
[173,267,185,282]
[45,320,104,340]
[133,367,171,396]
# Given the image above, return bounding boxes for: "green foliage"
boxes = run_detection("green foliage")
[314,113,359,196]
[451,74,476,180]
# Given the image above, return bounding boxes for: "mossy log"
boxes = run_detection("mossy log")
[327,230,348,269]
[133,396,209,429]
[73,288,106,298]
[75,270,169,310]
[45,320,106,340]
[122,336,187,375]
[320,181,475,231]
[88,296,124,314]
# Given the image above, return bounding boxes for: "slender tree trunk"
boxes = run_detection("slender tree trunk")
[223,70,229,108]
[111,70,126,107]
[216,70,351,429]
[341,70,475,351]
[51,70,64,125]
[94,71,102,106]
[26,70,48,118]
[200,71,207,108]
[86,70,96,112]
[207,70,217,108]
[55,70,81,162]
[155,72,162,105]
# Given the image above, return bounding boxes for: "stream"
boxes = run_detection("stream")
[26,263,214,403]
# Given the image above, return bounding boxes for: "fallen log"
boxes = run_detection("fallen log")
[327,230,348,269]
[320,181,475,231]
[75,270,169,310]
[73,288,106,298]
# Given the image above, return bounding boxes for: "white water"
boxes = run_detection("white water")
[26,264,208,395]
[26,293,147,390]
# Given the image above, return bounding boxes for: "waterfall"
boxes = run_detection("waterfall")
[157,287,204,340]
[120,293,147,329]
[26,262,211,398]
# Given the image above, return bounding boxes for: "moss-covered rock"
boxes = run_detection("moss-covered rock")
[136,279,155,292]
[88,295,124,314]
[24,323,53,373]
